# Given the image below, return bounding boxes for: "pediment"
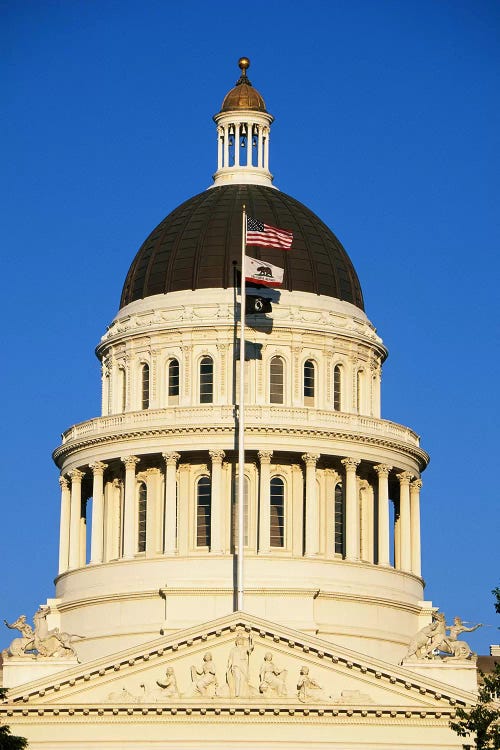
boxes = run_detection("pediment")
[4,612,475,716]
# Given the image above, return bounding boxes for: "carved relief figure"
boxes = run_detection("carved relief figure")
[190,652,218,696]
[226,630,254,698]
[259,652,287,697]
[156,666,180,698]
[296,665,322,703]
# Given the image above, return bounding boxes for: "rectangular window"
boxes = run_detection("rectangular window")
[270,478,285,547]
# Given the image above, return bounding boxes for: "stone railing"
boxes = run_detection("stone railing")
[60,406,420,448]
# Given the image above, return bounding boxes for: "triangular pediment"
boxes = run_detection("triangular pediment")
[4,612,476,717]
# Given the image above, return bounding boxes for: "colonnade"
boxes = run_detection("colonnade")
[57,452,422,578]
[216,121,270,172]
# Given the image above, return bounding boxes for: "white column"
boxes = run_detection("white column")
[247,123,253,167]
[374,464,392,567]
[258,450,273,553]
[397,471,413,572]
[223,125,230,168]
[69,468,84,570]
[121,456,140,559]
[145,468,161,557]
[89,461,107,565]
[58,476,71,574]
[257,125,263,168]
[163,452,180,555]
[303,453,320,557]
[209,450,225,553]
[217,126,223,170]
[410,479,422,576]
[263,127,270,170]
[341,458,360,561]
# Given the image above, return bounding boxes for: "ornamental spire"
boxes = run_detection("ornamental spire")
[211,58,276,188]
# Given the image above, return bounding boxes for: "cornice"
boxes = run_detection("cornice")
[0,703,460,723]
[53,422,429,468]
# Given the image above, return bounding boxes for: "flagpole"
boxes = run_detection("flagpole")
[237,205,246,612]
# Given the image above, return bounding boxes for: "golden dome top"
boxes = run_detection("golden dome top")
[220,57,268,113]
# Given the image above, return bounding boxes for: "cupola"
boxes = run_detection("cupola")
[212,58,275,187]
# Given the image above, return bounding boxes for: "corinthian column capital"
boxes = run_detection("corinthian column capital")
[89,461,108,476]
[209,449,225,465]
[302,453,320,468]
[121,455,140,470]
[410,478,423,491]
[59,475,69,490]
[396,471,413,486]
[258,450,273,465]
[69,468,85,482]
[163,451,181,467]
[341,457,360,472]
[374,463,392,478]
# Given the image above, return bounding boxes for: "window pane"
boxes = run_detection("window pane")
[119,368,126,412]
[333,365,341,411]
[142,364,150,410]
[138,483,147,553]
[200,357,213,404]
[168,359,180,397]
[356,370,363,413]
[270,477,285,547]
[232,476,249,548]
[334,483,344,555]
[270,357,284,404]
[304,359,315,403]
[197,477,211,547]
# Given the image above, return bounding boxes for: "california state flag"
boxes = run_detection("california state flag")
[245,256,284,287]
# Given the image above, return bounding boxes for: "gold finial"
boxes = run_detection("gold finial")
[238,57,250,76]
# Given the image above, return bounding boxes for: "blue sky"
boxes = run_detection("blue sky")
[1,0,499,655]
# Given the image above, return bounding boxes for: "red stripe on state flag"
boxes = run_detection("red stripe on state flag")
[246,216,293,249]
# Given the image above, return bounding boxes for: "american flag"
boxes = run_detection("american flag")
[246,217,293,250]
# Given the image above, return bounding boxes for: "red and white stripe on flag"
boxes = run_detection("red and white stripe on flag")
[246,217,293,249]
[245,255,284,287]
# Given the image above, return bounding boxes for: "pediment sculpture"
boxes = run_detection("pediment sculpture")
[3,606,80,660]
[403,613,482,662]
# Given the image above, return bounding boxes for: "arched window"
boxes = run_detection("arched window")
[118,368,126,412]
[304,359,315,406]
[333,365,342,411]
[356,370,364,413]
[141,364,150,410]
[270,477,285,548]
[196,476,211,547]
[270,356,284,404]
[200,357,213,404]
[232,476,249,548]
[137,482,147,553]
[334,482,344,555]
[168,358,180,405]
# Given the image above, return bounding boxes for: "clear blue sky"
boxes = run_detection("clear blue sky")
[1,1,499,655]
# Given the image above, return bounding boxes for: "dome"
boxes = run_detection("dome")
[221,81,267,112]
[220,56,267,112]
[120,184,364,310]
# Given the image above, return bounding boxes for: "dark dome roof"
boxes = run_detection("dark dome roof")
[120,185,364,311]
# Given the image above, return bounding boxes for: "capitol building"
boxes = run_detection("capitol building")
[1,58,482,749]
